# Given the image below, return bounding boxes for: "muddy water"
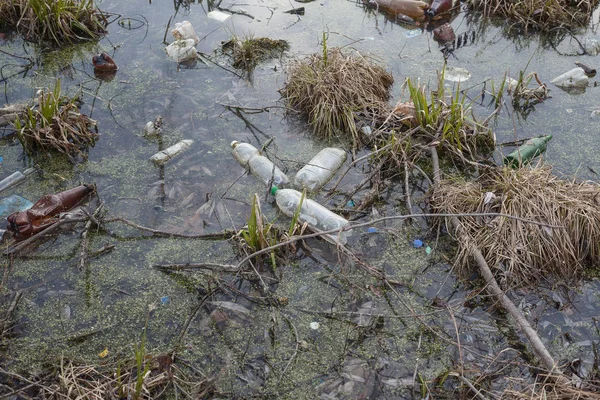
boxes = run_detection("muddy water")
[1,0,600,398]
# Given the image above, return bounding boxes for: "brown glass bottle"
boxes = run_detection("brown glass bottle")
[426,0,453,19]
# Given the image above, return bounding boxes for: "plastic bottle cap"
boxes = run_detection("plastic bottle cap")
[230,140,239,148]
[270,186,279,196]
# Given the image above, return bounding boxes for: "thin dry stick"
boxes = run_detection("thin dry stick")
[104,217,235,239]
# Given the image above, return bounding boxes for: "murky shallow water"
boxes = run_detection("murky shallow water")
[2,0,600,398]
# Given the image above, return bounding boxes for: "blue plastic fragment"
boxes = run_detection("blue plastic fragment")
[346,199,355,208]
[367,227,377,233]
[0,156,4,163]
[405,29,422,38]
[160,296,169,305]
[0,195,33,218]
[413,239,423,248]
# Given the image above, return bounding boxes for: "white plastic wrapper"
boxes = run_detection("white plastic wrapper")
[171,21,199,44]
[165,39,197,62]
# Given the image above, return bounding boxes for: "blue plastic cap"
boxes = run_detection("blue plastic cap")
[413,239,424,248]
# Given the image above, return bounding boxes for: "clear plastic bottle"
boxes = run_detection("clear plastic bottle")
[271,186,349,244]
[0,168,35,194]
[294,147,347,192]
[231,141,289,186]
[231,140,260,166]
[248,155,289,186]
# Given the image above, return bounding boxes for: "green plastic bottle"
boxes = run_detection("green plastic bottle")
[503,135,552,168]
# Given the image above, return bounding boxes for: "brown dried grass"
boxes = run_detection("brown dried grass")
[280,47,394,147]
[465,0,599,32]
[39,356,214,399]
[431,166,600,288]
[503,373,600,399]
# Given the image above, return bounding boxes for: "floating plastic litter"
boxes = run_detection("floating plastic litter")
[208,10,231,22]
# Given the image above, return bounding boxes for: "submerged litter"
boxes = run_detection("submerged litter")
[444,65,471,82]
[0,195,33,218]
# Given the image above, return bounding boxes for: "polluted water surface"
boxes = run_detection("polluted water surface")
[0,0,600,398]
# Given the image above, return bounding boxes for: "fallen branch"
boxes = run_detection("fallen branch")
[429,145,566,381]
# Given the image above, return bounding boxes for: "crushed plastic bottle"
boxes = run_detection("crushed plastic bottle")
[6,184,94,240]
[150,139,194,165]
[294,147,346,192]
[271,186,349,244]
[0,168,35,194]
[231,141,289,186]
[503,135,552,168]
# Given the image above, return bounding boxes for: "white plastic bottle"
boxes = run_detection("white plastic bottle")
[294,147,346,191]
[150,139,194,165]
[231,140,260,166]
[231,141,289,186]
[271,186,349,244]
[248,156,290,186]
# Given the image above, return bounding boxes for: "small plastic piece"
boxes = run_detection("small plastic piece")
[271,186,349,244]
[503,135,552,168]
[425,246,432,255]
[405,28,422,38]
[0,168,35,194]
[171,21,199,44]
[92,52,118,72]
[584,38,600,56]
[6,184,94,240]
[165,39,197,62]
[413,239,423,248]
[294,147,346,191]
[550,67,588,89]
[207,10,232,22]
[150,139,194,165]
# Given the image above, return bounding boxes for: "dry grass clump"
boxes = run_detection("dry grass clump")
[0,0,108,45]
[15,80,98,163]
[222,36,289,72]
[431,166,600,288]
[280,46,394,147]
[37,356,214,399]
[465,0,599,31]
[502,373,600,399]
